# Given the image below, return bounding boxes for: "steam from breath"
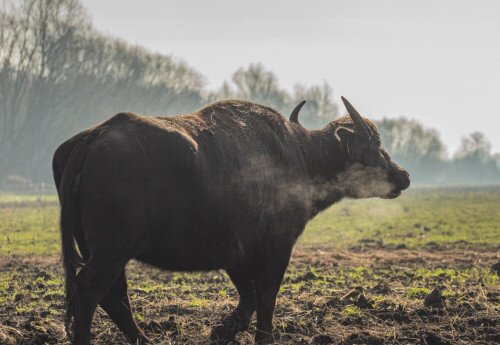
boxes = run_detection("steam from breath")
[231,157,394,217]
[336,163,394,199]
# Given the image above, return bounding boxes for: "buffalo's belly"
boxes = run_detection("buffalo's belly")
[134,219,256,272]
[135,247,225,271]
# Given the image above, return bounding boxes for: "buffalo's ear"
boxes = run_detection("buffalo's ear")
[334,126,354,158]
[334,126,354,142]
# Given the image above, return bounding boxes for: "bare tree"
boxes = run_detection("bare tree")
[212,63,338,128]
[454,131,492,161]
[217,63,288,112]
[377,117,447,163]
[0,0,205,181]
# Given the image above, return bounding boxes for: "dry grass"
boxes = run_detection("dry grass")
[0,246,498,344]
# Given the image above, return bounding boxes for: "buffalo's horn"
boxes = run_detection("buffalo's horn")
[341,96,372,140]
[289,100,306,124]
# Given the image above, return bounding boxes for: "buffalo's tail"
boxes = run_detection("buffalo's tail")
[56,130,100,337]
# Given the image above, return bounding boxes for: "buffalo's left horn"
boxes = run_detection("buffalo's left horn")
[289,100,306,124]
[341,96,372,140]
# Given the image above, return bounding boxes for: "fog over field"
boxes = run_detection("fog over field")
[0,0,499,185]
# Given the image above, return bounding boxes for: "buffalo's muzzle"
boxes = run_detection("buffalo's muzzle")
[389,168,410,192]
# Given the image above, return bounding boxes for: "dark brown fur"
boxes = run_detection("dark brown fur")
[53,100,409,344]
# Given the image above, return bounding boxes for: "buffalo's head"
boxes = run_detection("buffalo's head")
[286,96,411,199]
[331,96,410,199]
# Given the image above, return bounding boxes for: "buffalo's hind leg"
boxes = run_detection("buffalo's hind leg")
[211,269,256,344]
[72,254,135,345]
[99,270,150,344]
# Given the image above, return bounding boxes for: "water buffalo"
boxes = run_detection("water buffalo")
[53,97,410,344]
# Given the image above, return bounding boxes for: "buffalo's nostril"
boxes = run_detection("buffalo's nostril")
[399,171,410,190]
[389,169,410,191]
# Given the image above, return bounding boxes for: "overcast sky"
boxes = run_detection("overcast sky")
[81,0,500,154]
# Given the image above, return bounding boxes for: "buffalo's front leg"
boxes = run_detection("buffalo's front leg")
[254,250,291,344]
[211,269,256,344]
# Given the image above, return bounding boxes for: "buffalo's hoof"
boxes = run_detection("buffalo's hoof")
[210,323,237,344]
[255,331,275,344]
[210,314,249,344]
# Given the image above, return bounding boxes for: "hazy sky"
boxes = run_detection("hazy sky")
[81,0,500,154]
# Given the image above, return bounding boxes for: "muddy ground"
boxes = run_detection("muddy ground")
[0,246,499,345]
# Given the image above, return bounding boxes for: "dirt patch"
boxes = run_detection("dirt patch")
[0,247,499,344]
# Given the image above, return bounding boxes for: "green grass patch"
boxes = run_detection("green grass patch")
[0,187,499,255]
[407,287,431,299]
[302,187,500,248]
[341,305,362,317]
[0,193,58,204]
[0,204,59,255]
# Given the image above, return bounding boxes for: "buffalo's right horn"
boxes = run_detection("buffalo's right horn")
[341,96,373,140]
[289,100,306,124]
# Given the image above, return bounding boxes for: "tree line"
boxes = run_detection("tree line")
[377,119,500,185]
[1,0,498,185]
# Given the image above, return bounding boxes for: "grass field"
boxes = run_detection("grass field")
[0,187,499,344]
[1,187,499,256]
